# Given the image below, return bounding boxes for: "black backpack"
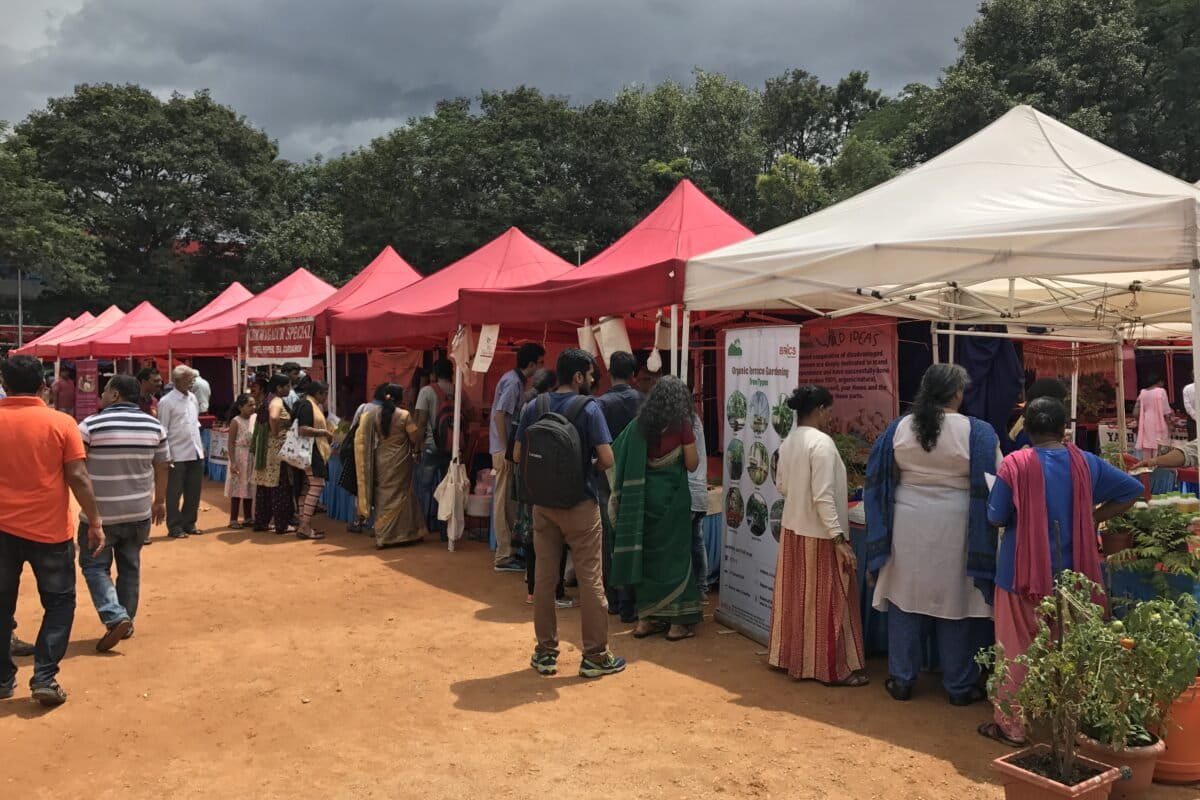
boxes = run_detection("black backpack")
[519,394,593,509]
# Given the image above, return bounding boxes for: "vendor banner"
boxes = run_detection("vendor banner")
[1099,417,1189,451]
[208,428,229,466]
[245,317,315,367]
[798,315,898,444]
[74,359,99,422]
[366,350,422,397]
[716,325,801,645]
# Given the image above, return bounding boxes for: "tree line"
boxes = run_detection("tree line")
[1,0,1197,324]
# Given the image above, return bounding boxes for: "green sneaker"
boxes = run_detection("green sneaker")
[530,651,558,675]
[579,651,626,679]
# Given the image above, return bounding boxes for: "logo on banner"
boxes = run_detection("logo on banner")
[727,339,743,357]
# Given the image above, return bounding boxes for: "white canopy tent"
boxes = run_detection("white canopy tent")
[685,105,1200,450]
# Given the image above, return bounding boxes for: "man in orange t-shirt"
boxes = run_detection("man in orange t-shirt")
[0,355,104,707]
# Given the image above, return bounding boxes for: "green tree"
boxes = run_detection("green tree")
[754,155,830,230]
[246,209,344,285]
[761,69,886,166]
[15,84,283,316]
[0,126,101,294]
[824,136,897,202]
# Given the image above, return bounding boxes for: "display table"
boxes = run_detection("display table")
[200,429,227,483]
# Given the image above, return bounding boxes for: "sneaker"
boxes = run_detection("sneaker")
[10,634,35,658]
[31,681,67,707]
[167,531,188,539]
[186,528,205,536]
[579,651,626,679]
[494,559,525,573]
[122,623,135,640]
[530,652,558,676]
[96,619,133,653]
[555,597,577,609]
[0,681,14,700]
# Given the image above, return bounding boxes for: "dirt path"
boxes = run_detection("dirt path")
[1,483,1193,799]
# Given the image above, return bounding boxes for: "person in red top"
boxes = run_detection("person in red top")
[0,355,104,707]
[50,365,76,417]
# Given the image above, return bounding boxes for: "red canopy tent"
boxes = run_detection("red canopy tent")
[10,315,81,356]
[286,246,423,340]
[35,306,125,359]
[332,228,574,348]
[131,281,254,356]
[456,180,754,325]
[59,301,175,360]
[167,269,335,355]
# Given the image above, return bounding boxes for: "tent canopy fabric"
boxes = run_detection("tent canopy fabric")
[10,315,77,356]
[14,313,93,357]
[685,105,1200,330]
[35,306,125,359]
[457,179,754,324]
[131,281,253,356]
[333,227,573,347]
[292,245,422,339]
[59,301,175,359]
[167,268,335,355]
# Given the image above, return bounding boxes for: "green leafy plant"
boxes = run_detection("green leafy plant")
[1106,505,1200,596]
[1100,441,1125,470]
[1083,593,1200,747]
[1075,374,1115,423]
[831,432,866,494]
[978,572,1127,785]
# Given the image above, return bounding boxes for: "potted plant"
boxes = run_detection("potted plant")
[831,432,866,499]
[1076,593,1200,798]
[978,572,1128,799]
[1106,506,1200,596]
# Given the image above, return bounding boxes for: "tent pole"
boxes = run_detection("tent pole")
[931,324,940,365]
[1191,262,1200,447]
[54,358,61,381]
[1115,342,1128,457]
[669,304,678,377]
[680,307,691,386]
[325,335,334,414]
[1069,342,1079,444]
[450,355,464,554]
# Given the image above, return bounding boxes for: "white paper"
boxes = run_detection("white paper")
[471,324,499,374]
[592,316,632,367]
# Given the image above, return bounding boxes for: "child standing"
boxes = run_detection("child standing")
[225,393,257,528]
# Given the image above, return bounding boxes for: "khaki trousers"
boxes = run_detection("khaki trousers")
[533,500,609,659]
[492,453,517,564]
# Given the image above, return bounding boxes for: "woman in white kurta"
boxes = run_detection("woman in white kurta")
[870,364,997,705]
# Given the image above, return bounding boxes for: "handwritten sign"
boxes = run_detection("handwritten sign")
[246,317,315,366]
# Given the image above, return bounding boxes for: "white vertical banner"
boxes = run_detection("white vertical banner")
[715,325,802,645]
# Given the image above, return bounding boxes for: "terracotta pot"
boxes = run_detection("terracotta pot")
[993,745,1121,799]
[1156,677,1200,785]
[1076,735,1163,799]
[1100,530,1133,556]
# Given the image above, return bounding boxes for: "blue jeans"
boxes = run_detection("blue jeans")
[415,448,446,535]
[887,602,980,696]
[78,520,146,629]
[0,530,76,688]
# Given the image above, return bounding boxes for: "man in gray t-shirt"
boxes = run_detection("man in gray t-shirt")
[413,359,456,535]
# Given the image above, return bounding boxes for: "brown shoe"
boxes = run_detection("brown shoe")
[96,619,133,653]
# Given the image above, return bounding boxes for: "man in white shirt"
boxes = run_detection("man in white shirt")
[157,366,206,539]
[1183,382,1196,438]
[191,371,211,414]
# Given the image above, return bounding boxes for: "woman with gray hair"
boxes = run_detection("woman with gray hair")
[865,363,999,705]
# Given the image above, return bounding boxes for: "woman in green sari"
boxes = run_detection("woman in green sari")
[610,376,703,641]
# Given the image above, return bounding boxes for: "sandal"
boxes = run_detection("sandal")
[821,672,871,688]
[229,521,243,530]
[296,530,326,540]
[632,621,669,639]
[665,625,696,642]
[977,722,1026,748]
[885,677,913,701]
[949,685,988,707]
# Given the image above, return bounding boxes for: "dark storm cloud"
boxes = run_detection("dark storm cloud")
[0,0,979,159]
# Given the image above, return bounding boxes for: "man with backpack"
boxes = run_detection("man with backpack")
[491,343,545,573]
[413,359,461,537]
[514,349,625,679]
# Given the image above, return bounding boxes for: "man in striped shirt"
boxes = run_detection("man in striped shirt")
[77,375,169,652]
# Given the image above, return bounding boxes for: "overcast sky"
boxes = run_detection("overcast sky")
[0,0,979,161]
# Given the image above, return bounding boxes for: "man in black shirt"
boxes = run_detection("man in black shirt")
[594,351,643,621]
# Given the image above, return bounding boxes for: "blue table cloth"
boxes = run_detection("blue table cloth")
[702,512,722,584]
[1109,568,1200,614]
[200,429,227,482]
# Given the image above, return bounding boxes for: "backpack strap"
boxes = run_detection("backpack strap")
[431,382,449,406]
[563,395,592,423]
[535,393,551,417]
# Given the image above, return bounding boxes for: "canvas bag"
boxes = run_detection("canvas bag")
[280,420,313,469]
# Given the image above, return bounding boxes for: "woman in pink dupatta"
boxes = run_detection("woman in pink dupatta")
[979,397,1143,746]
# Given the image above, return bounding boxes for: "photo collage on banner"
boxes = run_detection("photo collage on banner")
[716,326,801,644]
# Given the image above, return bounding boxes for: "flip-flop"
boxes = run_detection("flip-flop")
[665,628,697,642]
[977,722,1027,748]
[632,622,669,639]
[821,672,870,688]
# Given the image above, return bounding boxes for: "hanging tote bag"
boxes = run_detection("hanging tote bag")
[280,420,313,469]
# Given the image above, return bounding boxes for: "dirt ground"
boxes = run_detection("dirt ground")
[1,483,1195,799]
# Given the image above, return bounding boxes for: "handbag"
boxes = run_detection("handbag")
[280,420,313,469]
